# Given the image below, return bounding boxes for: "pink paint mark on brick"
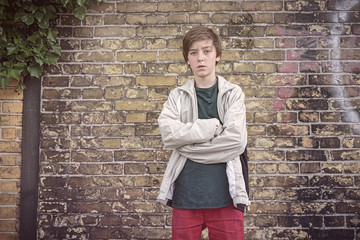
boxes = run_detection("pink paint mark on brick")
[277,87,295,99]
[287,50,306,60]
[343,75,357,85]
[279,38,295,48]
[273,99,286,111]
[344,62,360,73]
[273,76,296,121]
[345,87,360,97]
[248,2,257,11]
[283,125,296,135]
[276,26,308,36]
[353,25,360,35]
[276,26,286,36]
[342,50,356,60]
[348,37,356,46]
[300,62,321,72]
[280,62,298,73]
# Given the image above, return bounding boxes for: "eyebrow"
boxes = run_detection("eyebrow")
[189,46,212,51]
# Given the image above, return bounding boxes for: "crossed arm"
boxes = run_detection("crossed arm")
[158,88,247,164]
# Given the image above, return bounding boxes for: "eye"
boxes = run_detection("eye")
[190,51,197,56]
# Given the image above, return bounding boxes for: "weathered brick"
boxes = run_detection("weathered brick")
[159,51,183,61]
[84,15,102,25]
[126,113,146,123]
[71,150,112,162]
[226,26,265,37]
[117,2,156,13]
[81,40,101,50]
[87,2,115,13]
[267,125,309,136]
[74,52,115,62]
[287,150,329,161]
[73,27,93,38]
[114,151,153,162]
[312,124,351,136]
[118,51,157,62]
[136,76,176,86]
[146,15,166,25]
[189,13,209,24]
[137,26,179,37]
[95,77,132,89]
[102,39,122,50]
[242,1,282,11]
[322,163,342,173]
[245,50,284,60]
[332,150,360,161]
[267,25,308,36]
[124,39,143,49]
[125,14,146,25]
[115,100,156,111]
[92,125,134,137]
[200,1,241,11]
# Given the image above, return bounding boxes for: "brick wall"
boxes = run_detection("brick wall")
[38,0,360,239]
[0,80,23,240]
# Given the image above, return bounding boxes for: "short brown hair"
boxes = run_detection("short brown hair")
[182,26,222,63]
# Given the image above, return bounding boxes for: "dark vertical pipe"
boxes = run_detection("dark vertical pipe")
[20,77,41,240]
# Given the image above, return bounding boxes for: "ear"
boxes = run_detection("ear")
[216,55,221,63]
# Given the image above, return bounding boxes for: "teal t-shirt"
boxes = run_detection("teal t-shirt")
[172,81,233,209]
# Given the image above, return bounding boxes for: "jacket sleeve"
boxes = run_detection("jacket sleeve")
[177,87,247,164]
[158,89,222,149]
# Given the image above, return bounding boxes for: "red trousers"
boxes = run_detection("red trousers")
[172,205,244,240]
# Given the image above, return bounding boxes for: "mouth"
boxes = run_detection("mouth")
[197,65,206,69]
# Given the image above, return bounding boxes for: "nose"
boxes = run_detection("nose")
[198,52,205,62]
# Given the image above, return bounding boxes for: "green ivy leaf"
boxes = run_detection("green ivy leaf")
[3,61,13,68]
[17,80,26,90]
[76,0,86,6]
[13,62,26,69]
[0,69,6,77]
[8,68,22,80]
[38,19,49,29]
[39,6,46,13]
[45,5,57,19]
[7,45,18,55]
[34,11,44,22]
[45,52,59,64]
[14,38,22,44]
[34,55,44,66]
[21,14,35,25]
[51,44,61,55]
[29,4,38,14]
[74,5,87,20]
[1,76,12,89]
[61,0,71,9]
[38,28,47,37]
[47,28,58,42]
[14,12,22,23]
[28,32,40,43]
[27,64,43,79]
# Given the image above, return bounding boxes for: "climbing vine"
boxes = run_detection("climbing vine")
[0,0,106,89]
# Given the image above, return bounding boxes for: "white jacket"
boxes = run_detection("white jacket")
[157,76,249,207]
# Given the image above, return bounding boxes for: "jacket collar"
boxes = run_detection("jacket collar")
[179,75,234,95]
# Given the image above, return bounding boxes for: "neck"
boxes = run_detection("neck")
[194,75,217,88]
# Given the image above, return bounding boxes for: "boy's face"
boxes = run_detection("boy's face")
[187,39,220,82]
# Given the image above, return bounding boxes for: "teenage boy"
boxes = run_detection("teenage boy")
[157,26,249,240]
